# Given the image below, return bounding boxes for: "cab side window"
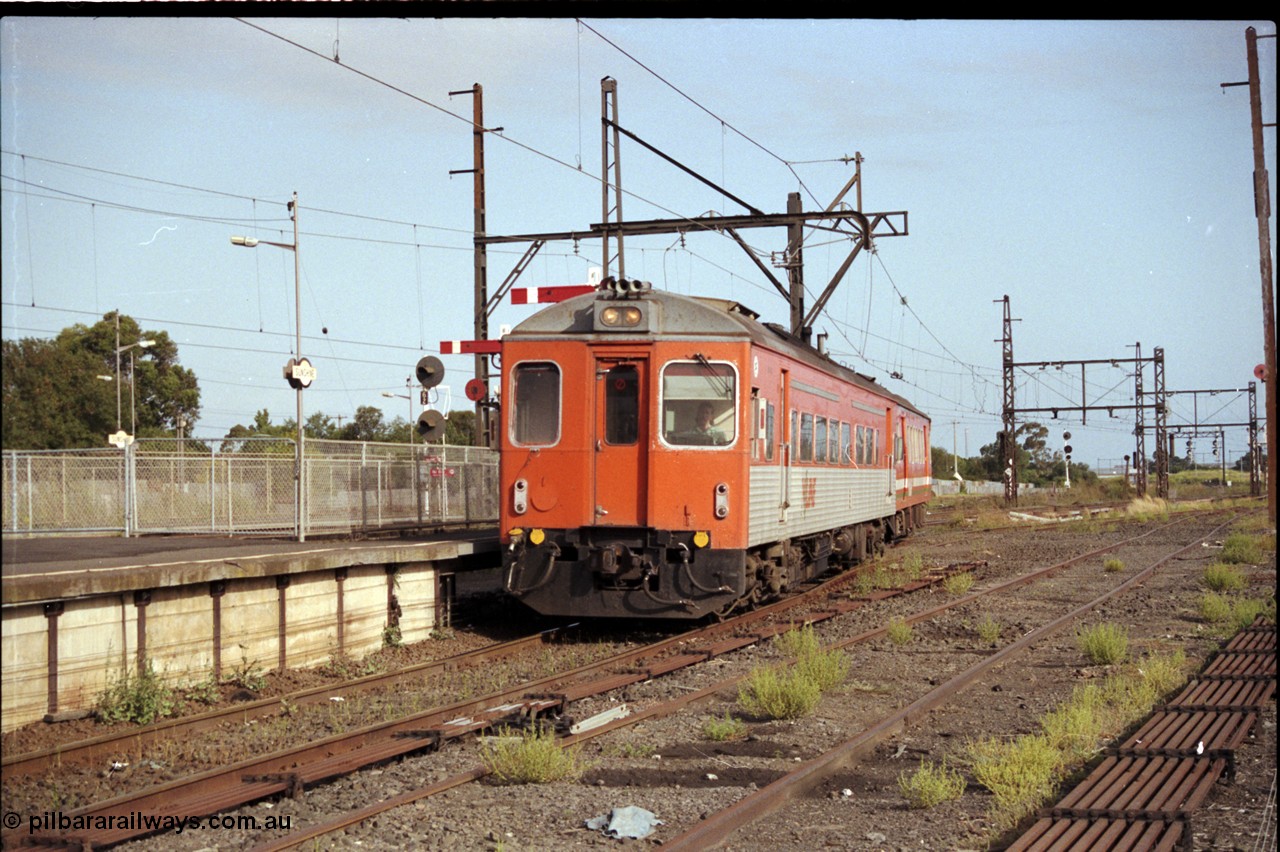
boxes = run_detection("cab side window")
[512,362,561,446]
[661,360,737,447]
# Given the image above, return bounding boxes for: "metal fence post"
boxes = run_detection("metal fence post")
[122,444,131,538]
[209,444,216,533]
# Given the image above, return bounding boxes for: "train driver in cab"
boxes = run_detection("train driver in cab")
[693,401,726,444]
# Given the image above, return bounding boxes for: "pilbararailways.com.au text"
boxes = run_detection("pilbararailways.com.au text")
[16,811,291,835]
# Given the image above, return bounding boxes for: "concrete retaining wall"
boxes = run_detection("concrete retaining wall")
[0,540,481,733]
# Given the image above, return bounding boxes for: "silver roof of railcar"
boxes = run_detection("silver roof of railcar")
[507,287,929,421]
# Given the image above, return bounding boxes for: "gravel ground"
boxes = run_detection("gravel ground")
[2,509,1273,852]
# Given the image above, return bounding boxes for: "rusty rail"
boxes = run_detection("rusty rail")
[659,516,1242,850]
[249,517,1228,851]
[1,626,565,780]
[5,552,968,849]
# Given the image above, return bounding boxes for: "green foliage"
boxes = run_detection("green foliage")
[1229,596,1276,630]
[775,624,821,658]
[1221,532,1265,565]
[480,726,584,785]
[97,660,175,726]
[1198,591,1235,625]
[1137,650,1188,699]
[976,615,1002,645]
[603,741,656,759]
[737,664,822,720]
[1077,623,1128,665]
[898,758,966,809]
[886,618,914,646]
[1125,496,1169,522]
[1201,563,1245,592]
[957,649,1194,833]
[1199,591,1275,633]
[182,670,222,706]
[902,551,925,582]
[1040,685,1106,764]
[1103,558,1125,574]
[226,649,267,692]
[942,572,974,596]
[966,733,1060,829]
[772,625,848,693]
[702,712,747,742]
[3,312,201,449]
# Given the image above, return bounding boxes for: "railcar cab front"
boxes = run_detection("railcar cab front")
[499,282,754,619]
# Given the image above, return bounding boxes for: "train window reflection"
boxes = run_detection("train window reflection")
[799,413,814,461]
[512,362,560,446]
[605,365,638,445]
[661,361,736,446]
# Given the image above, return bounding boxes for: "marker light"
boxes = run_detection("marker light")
[693,531,710,548]
[530,529,546,545]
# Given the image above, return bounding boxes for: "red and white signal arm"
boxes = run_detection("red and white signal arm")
[512,285,596,304]
[439,340,501,355]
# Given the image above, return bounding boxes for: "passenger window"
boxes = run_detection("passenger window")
[661,360,736,446]
[512,362,560,446]
[815,417,827,463]
[766,402,775,462]
[799,413,814,462]
[841,422,852,464]
[604,365,638,445]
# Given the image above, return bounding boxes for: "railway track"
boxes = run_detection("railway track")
[3,509,1262,850]
[0,627,565,780]
[3,539,975,850]
[230,513,1249,851]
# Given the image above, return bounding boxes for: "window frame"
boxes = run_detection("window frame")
[658,359,740,449]
[509,360,563,448]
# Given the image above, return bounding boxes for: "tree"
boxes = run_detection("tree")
[2,312,201,449]
[337,406,390,442]
[444,409,477,446]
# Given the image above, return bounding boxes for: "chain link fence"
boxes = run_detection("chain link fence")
[3,439,498,537]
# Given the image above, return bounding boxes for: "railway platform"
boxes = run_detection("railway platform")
[1,529,500,733]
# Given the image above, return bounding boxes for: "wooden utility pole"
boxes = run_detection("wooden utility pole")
[1245,27,1277,522]
[1224,27,1277,520]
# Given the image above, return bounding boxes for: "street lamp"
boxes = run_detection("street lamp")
[382,377,416,446]
[230,192,306,540]
[114,326,155,434]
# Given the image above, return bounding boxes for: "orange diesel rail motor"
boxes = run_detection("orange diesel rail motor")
[501,281,931,619]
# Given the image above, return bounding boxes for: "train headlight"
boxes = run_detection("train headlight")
[594,301,648,331]
[600,305,642,327]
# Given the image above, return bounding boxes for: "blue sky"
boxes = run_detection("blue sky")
[2,17,1274,470]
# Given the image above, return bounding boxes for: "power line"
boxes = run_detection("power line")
[576,19,822,206]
